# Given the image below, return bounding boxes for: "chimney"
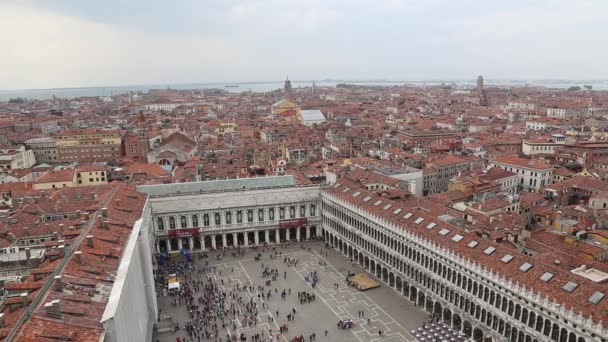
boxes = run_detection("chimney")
[53,231,59,240]
[84,211,90,220]
[52,275,63,291]
[57,245,65,257]
[76,210,81,217]
[7,232,15,242]
[101,207,108,217]
[75,251,82,263]
[59,224,64,235]
[20,292,29,307]
[24,248,31,260]
[0,313,4,328]
[44,299,61,318]
[86,235,94,248]
[23,227,29,237]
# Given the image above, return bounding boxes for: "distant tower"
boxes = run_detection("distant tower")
[284,76,293,101]
[312,82,316,97]
[477,76,484,91]
[477,75,489,107]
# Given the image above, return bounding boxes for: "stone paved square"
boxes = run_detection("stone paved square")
[154,242,428,342]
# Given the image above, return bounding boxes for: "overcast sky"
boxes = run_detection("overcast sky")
[1,0,608,90]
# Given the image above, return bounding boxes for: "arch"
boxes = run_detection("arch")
[463,321,473,338]
[204,235,213,250]
[473,327,484,342]
[395,276,402,292]
[452,313,461,331]
[181,237,190,250]
[388,272,395,287]
[158,239,167,252]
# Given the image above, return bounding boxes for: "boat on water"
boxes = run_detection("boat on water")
[224,84,239,88]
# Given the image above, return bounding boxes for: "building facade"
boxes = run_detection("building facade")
[25,137,58,163]
[138,177,322,254]
[0,145,36,170]
[55,128,122,162]
[321,177,608,342]
[492,157,554,193]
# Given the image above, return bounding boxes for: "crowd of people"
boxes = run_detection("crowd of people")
[155,243,334,342]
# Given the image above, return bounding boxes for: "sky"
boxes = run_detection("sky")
[1,0,608,90]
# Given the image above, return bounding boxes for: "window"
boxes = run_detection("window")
[540,272,554,282]
[501,255,514,263]
[169,216,176,229]
[157,217,164,230]
[300,205,306,217]
[214,212,220,225]
[519,262,533,272]
[269,208,275,220]
[180,216,187,228]
[310,205,316,216]
[192,215,198,227]
[279,207,285,219]
[562,281,578,292]
[203,214,209,226]
[226,212,232,224]
[237,210,243,223]
[589,292,605,305]
[247,210,254,222]
[289,206,295,218]
[258,209,264,221]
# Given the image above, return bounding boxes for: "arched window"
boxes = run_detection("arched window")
[192,215,198,227]
[180,216,187,228]
[203,214,209,226]
[157,217,164,230]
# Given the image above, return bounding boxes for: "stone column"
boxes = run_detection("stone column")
[167,240,172,251]
[189,237,194,250]
[201,237,206,250]
[275,229,280,243]
[222,234,227,248]
[286,228,290,241]
[233,233,238,247]
[156,240,161,253]
[265,230,270,244]
[178,238,183,250]
[244,233,249,247]
[254,231,260,245]
[306,226,311,240]
[211,235,217,249]
[296,227,301,242]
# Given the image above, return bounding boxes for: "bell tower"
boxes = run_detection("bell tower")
[284,76,293,101]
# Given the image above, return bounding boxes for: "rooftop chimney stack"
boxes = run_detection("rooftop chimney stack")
[0,313,5,328]
[75,251,82,263]
[84,211,90,220]
[44,299,61,318]
[101,207,108,217]
[53,275,63,291]
[86,235,94,248]
[20,292,29,307]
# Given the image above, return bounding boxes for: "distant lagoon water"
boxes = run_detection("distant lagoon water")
[1,80,607,102]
